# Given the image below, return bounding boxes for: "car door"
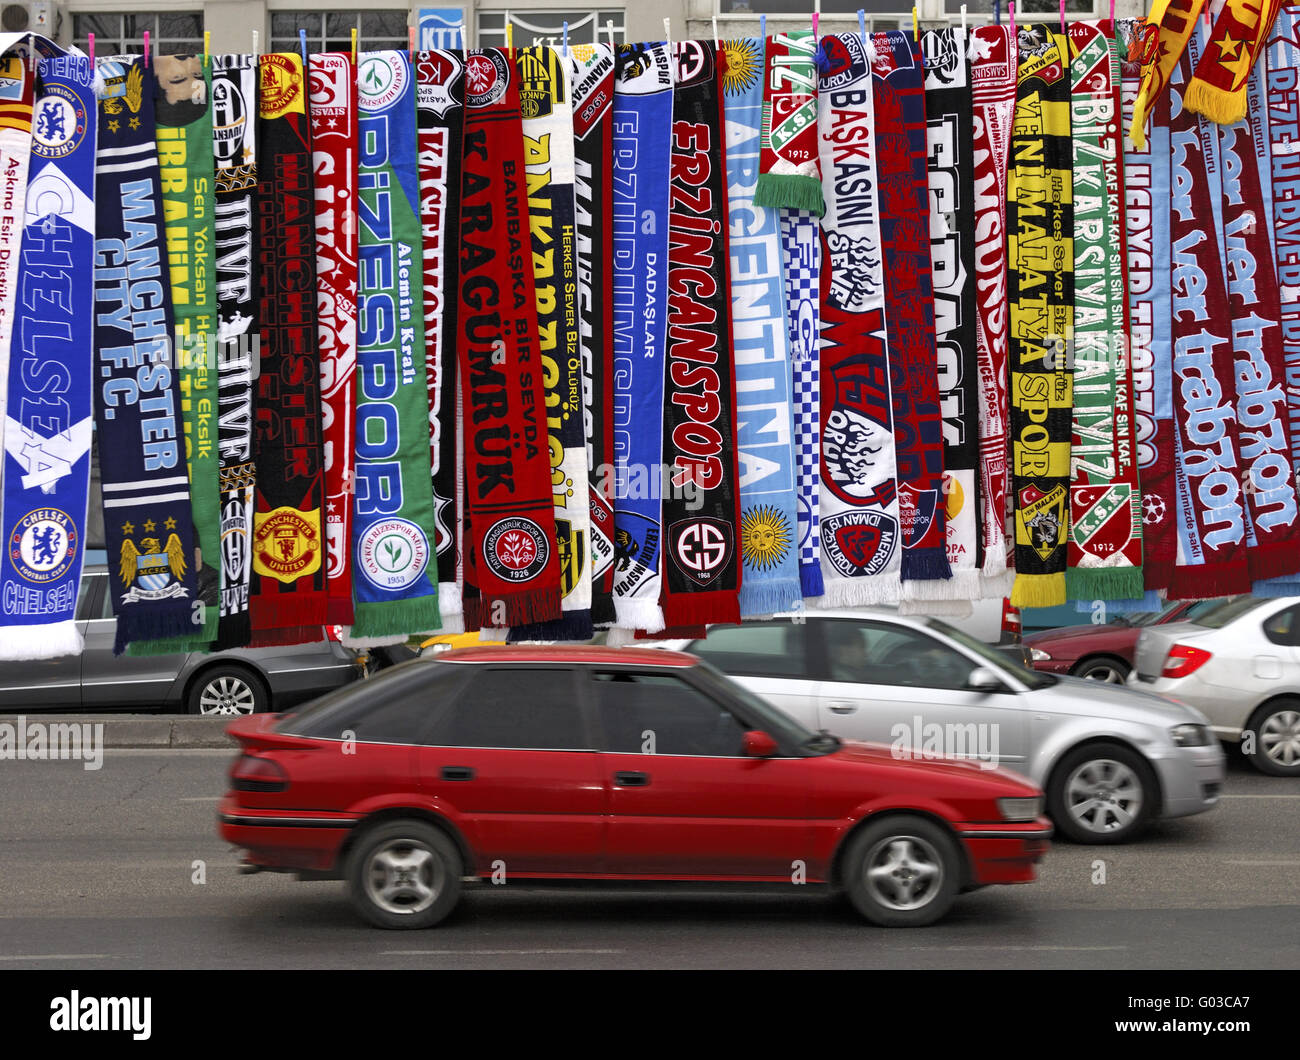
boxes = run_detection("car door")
[683,619,817,730]
[79,570,189,709]
[0,571,97,709]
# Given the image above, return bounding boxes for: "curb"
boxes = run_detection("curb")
[0,715,234,749]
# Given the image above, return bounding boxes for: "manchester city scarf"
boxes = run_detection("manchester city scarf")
[0,59,31,500]
[1130,0,1205,147]
[1007,27,1073,609]
[755,31,825,215]
[1186,0,1283,125]
[785,209,824,599]
[815,32,900,607]
[0,55,95,659]
[93,57,198,653]
[611,43,672,632]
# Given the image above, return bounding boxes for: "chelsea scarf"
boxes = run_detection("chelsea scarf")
[755,32,825,215]
[0,59,31,501]
[1186,0,1284,125]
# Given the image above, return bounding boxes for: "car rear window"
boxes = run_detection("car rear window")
[1186,596,1267,629]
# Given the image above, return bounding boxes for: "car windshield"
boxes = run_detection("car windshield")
[1186,596,1268,629]
[688,659,836,755]
[923,618,1056,690]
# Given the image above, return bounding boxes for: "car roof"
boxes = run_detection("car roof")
[438,645,699,667]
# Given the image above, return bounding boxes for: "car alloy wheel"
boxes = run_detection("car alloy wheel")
[1064,758,1143,836]
[841,815,960,926]
[1075,659,1130,684]
[198,675,258,716]
[346,820,463,929]
[864,835,944,912]
[1248,702,1300,776]
[363,838,446,918]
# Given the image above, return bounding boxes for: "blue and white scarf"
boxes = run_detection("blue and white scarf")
[784,208,823,600]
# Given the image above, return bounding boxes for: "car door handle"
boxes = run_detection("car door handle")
[440,766,475,781]
[827,702,857,714]
[613,771,649,787]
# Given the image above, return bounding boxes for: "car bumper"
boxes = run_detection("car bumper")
[1029,657,1076,675]
[218,796,355,872]
[1150,742,1225,820]
[957,818,1053,885]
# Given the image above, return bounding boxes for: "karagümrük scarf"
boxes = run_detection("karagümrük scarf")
[210,53,258,650]
[785,208,823,599]
[346,50,440,643]
[416,49,465,631]
[458,48,562,630]
[610,43,672,633]
[0,55,95,659]
[725,35,801,617]
[251,53,327,642]
[815,31,900,607]
[1007,26,1073,609]
[1185,0,1284,125]
[310,52,359,627]
[93,57,197,654]
[873,30,951,586]
[754,31,825,215]
[0,59,32,502]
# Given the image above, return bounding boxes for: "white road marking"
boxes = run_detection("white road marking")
[381,948,625,956]
[0,954,114,961]
[179,797,222,802]
[914,946,1128,952]
[1219,794,1300,799]
[1224,860,1300,866]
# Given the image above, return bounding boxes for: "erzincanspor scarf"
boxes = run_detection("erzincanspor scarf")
[873,30,952,586]
[785,209,824,599]
[0,55,95,659]
[660,40,741,629]
[610,43,672,632]
[93,57,198,653]
[210,54,258,650]
[251,53,327,642]
[416,49,464,632]
[310,52,359,628]
[755,32,825,215]
[346,51,440,642]
[458,48,562,630]
[815,32,900,607]
[969,25,1018,589]
[571,43,618,625]
[0,59,32,500]
[1065,24,1145,601]
[1186,0,1284,124]
[1007,27,1073,610]
[724,36,800,617]
[1130,0,1205,147]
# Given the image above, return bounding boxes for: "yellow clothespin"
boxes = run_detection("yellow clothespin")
[912,7,919,43]
[506,22,514,58]
[203,31,210,66]
[351,28,358,63]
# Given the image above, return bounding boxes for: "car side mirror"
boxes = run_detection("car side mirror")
[966,667,1004,694]
[743,730,779,757]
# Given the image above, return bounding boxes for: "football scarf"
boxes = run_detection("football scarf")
[1130,0,1205,147]
[416,49,465,632]
[0,59,32,500]
[815,32,900,607]
[310,52,359,627]
[210,54,258,650]
[785,210,824,599]
[93,57,198,653]
[610,43,672,632]
[1065,25,1146,601]
[251,53,327,641]
[346,51,440,642]
[458,48,562,630]
[1186,0,1284,124]
[0,55,95,659]
[725,36,801,617]
[1007,27,1073,610]
[873,30,952,585]
[754,31,825,215]
[660,40,741,629]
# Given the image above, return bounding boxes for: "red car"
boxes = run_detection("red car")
[219,646,1051,928]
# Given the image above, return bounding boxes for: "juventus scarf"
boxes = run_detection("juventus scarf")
[785,209,824,599]
[610,43,672,632]
[458,48,562,630]
[93,57,198,653]
[1186,0,1283,124]
[815,32,900,607]
[251,53,327,641]
[0,59,31,500]
[755,32,825,215]
[1007,27,1073,610]
[1130,0,1205,147]
[0,55,95,659]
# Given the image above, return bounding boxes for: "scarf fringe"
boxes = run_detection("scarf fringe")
[738,577,803,619]
[1183,79,1247,127]
[348,597,442,640]
[662,592,740,630]
[754,174,826,216]
[613,596,665,634]
[591,593,617,626]
[1252,576,1300,597]
[1167,563,1253,600]
[1247,541,1300,582]
[127,635,214,657]
[902,568,983,602]
[799,561,825,598]
[0,620,83,662]
[463,587,561,631]
[325,598,355,626]
[1143,559,1174,593]
[247,625,324,648]
[340,631,409,649]
[1065,565,1146,602]
[979,569,1015,600]
[1010,572,1066,609]
[901,549,952,582]
[815,576,900,609]
[115,605,212,656]
[510,608,595,643]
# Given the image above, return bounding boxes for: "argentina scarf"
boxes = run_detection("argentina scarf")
[0,59,31,500]
[0,55,95,659]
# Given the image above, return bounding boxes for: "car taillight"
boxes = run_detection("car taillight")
[1002,599,1021,637]
[230,754,290,793]
[1161,643,1213,679]
[325,624,342,642]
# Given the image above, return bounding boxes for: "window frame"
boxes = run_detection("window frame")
[70,12,204,58]
[684,619,811,681]
[809,616,988,691]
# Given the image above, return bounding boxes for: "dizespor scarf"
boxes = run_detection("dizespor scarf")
[310,52,359,627]
[872,30,951,586]
[0,55,95,659]
[512,45,592,640]
[755,31,825,215]
[1065,24,1145,601]
[724,36,801,617]
[571,43,618,625]
[458,48,562,630]
[251,53,327,642]
[1006,27,1073,609]
[416,49,464,632]
[0,59,31,500]
[1129,0,1205,147]
[815,32,900,607]
[610,43,672,632]
[1186,0,1284,124]
[785,210,824,599]
[210,54,258,649]
[93,57,198,653]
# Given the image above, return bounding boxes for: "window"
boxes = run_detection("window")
[72,13,203,57]
[1190,596,1267,629]
[476,10,625,50]
[941,0,1091,13]
[591,671,749,756]
[422,667,586,749]
[277,662,468,741]
[269,10,409,55]
[1263,606,1300,647]
[687,621,807,679]
[77,572,102,621]
[818,618,975,690]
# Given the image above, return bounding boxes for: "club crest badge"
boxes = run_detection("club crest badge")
[253,507,322,582]
[898,482,942,550]
[669,517,734,585]
[117,520,189,603]
[483,516,550,583]
[9,508,77,583]
[465,51,510,108]
[357,518,430,591]
[820,510,898,578]
[1017,483,1067,561]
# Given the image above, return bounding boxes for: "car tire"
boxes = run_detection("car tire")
[1048,742,1154,844]
[841,815,960,927]
[346,820,462,930]
[1244,699,1300,777]
[1073,656,1131,684]
[186,664,267,716]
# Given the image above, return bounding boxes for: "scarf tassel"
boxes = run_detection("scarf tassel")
[739,577,804,618]
[1,621,83,662]
[901,549,952,582]
[1166,563,1252,600]
[1247,541,1300,583]
[1010,572,1066,610]
[114,605,204,656]
[799,561,825,598]
[754,175,826,215]
[1183,79,1248,126]
[510,609,596,643]
[1065,566,1146,602]
[464,588,563,632]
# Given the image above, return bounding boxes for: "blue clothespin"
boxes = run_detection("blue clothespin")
[995,0,1001,25]
[760,14,766,40]
[562,21,569,56]
[858,9,867,46]
[299,28,307,64]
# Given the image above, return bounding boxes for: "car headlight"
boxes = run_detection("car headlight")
[1170,723,1211,747]
[1029,648,1051,662]
[997,796,1043,822]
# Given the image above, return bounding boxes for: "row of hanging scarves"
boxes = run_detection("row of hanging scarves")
[0,4,1297,662]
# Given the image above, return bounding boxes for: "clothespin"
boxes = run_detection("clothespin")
[299,29,307,65]
[712,14,718,48]
[813,12,820,40]
[961,4,967,35]
[663,17,671,60]
[995,0,1001,26]
[1010,1,1017,36]
[858,10,867,46]
[204,30,210,66]
[607,19,615,49]
[506,22,514,58]
[351,28,358,62]
[1059,0,1066,33]
[26,34,33,72]
[88,32,94,65]
[562,21,569,57]
[760,14,766,41]
[408,26,415,60]
[252,30,259,60]
[1109,0,1115,24]
[143,30,150,67]
[912,7,919,44]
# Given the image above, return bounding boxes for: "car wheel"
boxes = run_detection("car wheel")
[187,665,266,716]
[1049,742,1154,844]
[841,816,960,927]
[1245,699,1300,777]
[1073,656,1131,684]
[346,820,462,930]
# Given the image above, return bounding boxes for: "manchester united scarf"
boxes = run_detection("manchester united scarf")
[0,55,95,659]
[1007,27,1073,609]
[93,57,198,653]
[310,52,359,627]
[1130,0,1205,147]
[785,209,824,599]
[724,36,801,617]
[815,32,900,607]
[251,53,327,641]
[0,59,31,501]
[1186,0,1284,125]
[610,43,672,632]
[458,48,562,630]
[755,31,825,215]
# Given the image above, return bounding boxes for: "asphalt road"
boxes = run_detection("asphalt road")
[0,746,1296,969]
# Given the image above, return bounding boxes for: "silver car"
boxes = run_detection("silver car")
[1131,595,1300,776]
[661,609,1224,844]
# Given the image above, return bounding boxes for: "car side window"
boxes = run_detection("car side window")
[77,574,101,621]
[277,663,469,742]
[819,620,975,691]
[686,620,808,679]
[1262,605,1300,647]
[422,667,588,750]
[590,670,750,757]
